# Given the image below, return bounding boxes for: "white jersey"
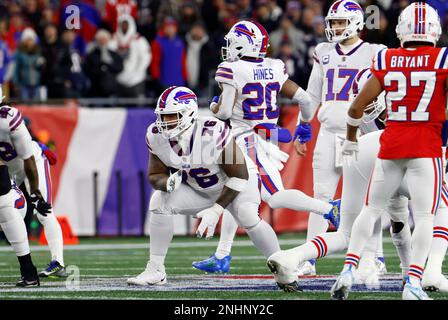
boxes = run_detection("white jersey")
[146,117,236,193]
[0,106,41,179]
[215,58,289,137]
[307,41,386,133]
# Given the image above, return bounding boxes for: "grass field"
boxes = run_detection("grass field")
[0,233,448,300]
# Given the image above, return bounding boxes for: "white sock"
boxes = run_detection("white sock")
[306,213,330,241]
[375,226,384,259]
[38,212,64,266]
[425,206,448,274]
[149,213,173,269]
[390,222,412,277]
[215,209,238,259]
[245,219,280,258]
[268,189,332,215]
[1,214,30,256]
[408,213,434,284]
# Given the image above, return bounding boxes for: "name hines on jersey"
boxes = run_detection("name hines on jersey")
[253,68,274,80]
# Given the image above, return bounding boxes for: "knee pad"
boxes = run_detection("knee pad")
[232,202,260,229]
[149,212,174,227]
[149,191,165,215]
[0,166,11,196]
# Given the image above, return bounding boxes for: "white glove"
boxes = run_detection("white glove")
[341,139,359,167]
[196,203,225,240]
[166,170,183,193]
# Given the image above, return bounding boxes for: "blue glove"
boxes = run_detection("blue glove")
[209,95,220,110]
[294,123,312,144]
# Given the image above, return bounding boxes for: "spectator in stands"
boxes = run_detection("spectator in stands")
[150,17,187,92]
[23,0,41,31]
[110,14,151,98]
[178,1,202,37]
[84,29,123,98]
[12,28,45,101]
[236,0,253,20]
[285,0,301,28]
[185,23,219,96]
[59,29,89,98]
[5,13,26,52]
[103,0,138,32]
[254,0,278,33]
[269,15,306,58]
[41,24,65,98]
[267,0,282,22]
[276,40,308,88]
[0,38,12,98]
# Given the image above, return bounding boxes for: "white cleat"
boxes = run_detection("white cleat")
[267,250,301,292]
[330,269,355,300]
[375,258,387,275]
[297,260,316,276]
[357,257,380,289]
[422,272,448,293]
[127,263,167,286]
[402,279,432,300]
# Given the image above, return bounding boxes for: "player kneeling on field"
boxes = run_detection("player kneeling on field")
[127,86,283,287]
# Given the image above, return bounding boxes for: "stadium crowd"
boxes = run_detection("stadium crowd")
[0,0,448,103]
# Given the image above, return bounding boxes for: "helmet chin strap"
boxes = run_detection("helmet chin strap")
[175,121,195,151]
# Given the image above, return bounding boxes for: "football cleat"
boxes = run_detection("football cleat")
[375,256,387,275]
[402,277,432,300]
[356,256,380,289]
[127,262,167,286]
[266,250,302,292]
[422,272,448,293]
[297,260,316,276]
[324,199,341,229]
[16,276,40,287]
[192,254,232,273]
[39,260,66,278]
[330,268,355,300]
[17,265,40,287]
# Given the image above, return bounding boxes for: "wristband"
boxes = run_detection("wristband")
[346,113,363,127]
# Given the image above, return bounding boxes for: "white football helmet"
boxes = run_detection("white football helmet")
[325,0,364,43]
[353,69,386,123]
[155,86,198,139]
[222,20,269,62]
[396,2,441,47]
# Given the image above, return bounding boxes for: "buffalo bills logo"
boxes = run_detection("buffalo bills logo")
[234,24,255,44]
[344,1,362,12]
[174,91,197,104]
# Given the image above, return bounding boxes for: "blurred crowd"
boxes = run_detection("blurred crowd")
[1,0,448,104]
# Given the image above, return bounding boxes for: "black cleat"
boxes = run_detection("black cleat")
[277,280,303,292]
[16,276,40,287]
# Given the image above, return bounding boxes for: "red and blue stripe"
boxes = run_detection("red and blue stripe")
[431,158,443,214]
[344,253,360,268]
[408,264,424,280]
[158,86,177,109]
[252,20,269,55]
[44,158,53,204]
[9,111,23,132]
[311,236,328,258]
[434,226,448,241]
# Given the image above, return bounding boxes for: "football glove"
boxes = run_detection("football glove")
[341,139,359,167]
[166,170,183,193]
[209,95,220,111]
[38,143,57,165]
[294,123,312,144]
[30,192,52,217]
[196,204,224,240]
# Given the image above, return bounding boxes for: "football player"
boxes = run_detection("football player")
[0,92,65,277]
[191,20,341,274]
[127,86,283,287]
[267,70,414,291]
[0,161,39,286]
[295,0,387,275]
[330,2,446,300]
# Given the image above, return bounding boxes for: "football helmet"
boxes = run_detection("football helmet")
[325,0,364,43]
[222,20,269,62]
[396,2,441,47]
[155,86,198,139]
[353,69,386,123]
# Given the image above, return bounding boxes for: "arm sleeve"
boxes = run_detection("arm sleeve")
[301,59,323,122]
[370,48,387,88]
[214,83,237,120]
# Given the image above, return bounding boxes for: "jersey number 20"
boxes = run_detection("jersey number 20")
[242,82,281,120]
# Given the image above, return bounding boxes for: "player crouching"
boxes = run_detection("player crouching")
[127,86,285,288]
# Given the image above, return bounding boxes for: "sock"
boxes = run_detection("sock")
[18,253,34,270]
[245,219,280,258]
[1,214,30,257]
[408,213,434,285]
[363,217,382,260]
[215,209,238,259]
[375,226,384,260]
[148,213,174,270]
[37,213,64,266]
[390,222,412,277]
[268,189,332,215]
[306,212,330,241]
[426,206,448,275]
[344,205,382,271]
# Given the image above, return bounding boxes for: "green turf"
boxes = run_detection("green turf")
[0,233,447,300]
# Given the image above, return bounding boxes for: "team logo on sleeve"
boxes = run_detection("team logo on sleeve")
[233,23,255,44]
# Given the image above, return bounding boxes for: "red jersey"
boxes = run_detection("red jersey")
[371,46,448,159]
[104,0,138,31]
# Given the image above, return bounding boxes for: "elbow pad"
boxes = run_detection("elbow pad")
[0,165,11,196]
